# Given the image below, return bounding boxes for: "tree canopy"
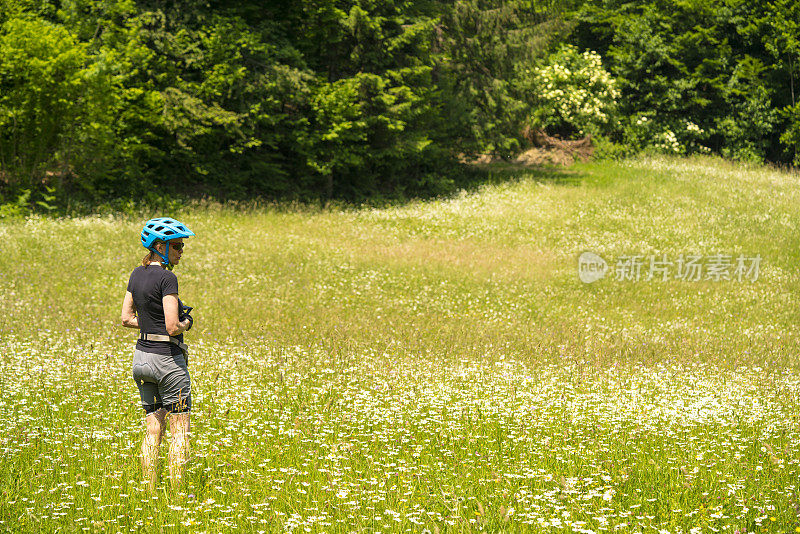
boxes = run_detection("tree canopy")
[1,0,799,209]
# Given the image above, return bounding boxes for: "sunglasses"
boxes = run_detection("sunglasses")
[169,242,185,251]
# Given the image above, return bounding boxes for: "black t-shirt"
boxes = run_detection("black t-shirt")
[127,265,184,356]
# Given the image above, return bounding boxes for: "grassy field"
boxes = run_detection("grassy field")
[2,155,800,533]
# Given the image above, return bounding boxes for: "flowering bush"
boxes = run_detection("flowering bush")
[653,130,682,154]
[521,45,619,138]
[623,115,709,156]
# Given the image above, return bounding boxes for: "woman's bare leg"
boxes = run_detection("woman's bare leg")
[141,408,167,492]
[168,411,191,491]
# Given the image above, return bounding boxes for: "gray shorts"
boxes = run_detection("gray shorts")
[132,348,191,413]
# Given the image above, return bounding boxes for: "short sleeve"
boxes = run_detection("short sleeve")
[126,270,135,293]
[161,270,179,296]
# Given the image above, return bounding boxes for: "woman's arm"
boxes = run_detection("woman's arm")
[120,291,139,328]
[163,293,191,336]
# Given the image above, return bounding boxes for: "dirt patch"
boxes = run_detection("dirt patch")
[468,129,594,167]
[513,147,577,166]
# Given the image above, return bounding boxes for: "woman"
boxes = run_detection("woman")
[120,217,195,492]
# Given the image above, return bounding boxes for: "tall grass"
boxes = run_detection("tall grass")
[1,155,799,532]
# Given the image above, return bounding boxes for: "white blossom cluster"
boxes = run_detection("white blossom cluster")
[685,121,703,134]
[653,130,682,154]
[630,117,708,154]
[532,45,619,134]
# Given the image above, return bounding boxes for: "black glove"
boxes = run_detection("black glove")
[178,300,194,331]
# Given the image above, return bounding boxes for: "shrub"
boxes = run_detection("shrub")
[521,44,619,139]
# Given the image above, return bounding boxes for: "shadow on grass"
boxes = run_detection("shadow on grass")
[455,161,587,190]
[50,162,589,219]
[333,161,590,212]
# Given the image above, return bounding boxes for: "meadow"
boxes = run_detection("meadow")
[2,155,800,533]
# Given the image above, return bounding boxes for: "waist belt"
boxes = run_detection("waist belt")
[139,333,189,355]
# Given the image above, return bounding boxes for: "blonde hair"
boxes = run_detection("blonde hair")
[141,240,165,267]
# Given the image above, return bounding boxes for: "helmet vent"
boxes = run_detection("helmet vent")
[164,230,175,235]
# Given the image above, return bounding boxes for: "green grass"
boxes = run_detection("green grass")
[2,155,800,532]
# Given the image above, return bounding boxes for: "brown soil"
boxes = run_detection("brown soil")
[467,129,594,167]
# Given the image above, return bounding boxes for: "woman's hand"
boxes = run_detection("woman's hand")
[120,291,139,328]
[163,294,191,336]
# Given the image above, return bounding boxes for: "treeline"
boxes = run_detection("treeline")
[0,0,571,206]
[1,0,799,208]
[573,0,800,164]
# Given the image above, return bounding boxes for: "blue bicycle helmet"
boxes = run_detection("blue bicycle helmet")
[141,217,195,269]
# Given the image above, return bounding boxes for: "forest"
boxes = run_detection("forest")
[1,0,798,208]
